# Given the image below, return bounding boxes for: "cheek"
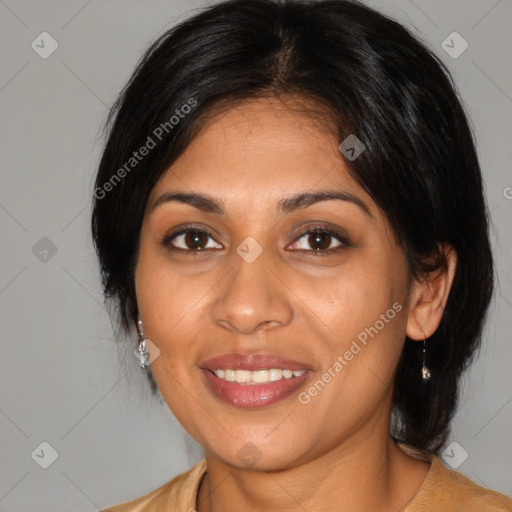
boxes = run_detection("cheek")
[307,253,404,344]
[135,239,209,341]
[300,250,408,408]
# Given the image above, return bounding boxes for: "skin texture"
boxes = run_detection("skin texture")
[135,97,457,512]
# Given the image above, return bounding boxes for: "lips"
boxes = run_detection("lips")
[200,353,313,408]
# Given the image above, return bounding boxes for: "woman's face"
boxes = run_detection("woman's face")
[135,97,413,470]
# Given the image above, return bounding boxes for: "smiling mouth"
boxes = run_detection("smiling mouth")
[199,352,313,407]
[201,368,312,408]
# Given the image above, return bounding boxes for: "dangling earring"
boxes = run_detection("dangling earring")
[420,326,431,380]
[134,316,150,369]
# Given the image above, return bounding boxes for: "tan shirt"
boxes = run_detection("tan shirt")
[101,444,512,511]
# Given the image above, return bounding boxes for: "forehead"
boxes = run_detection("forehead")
[150,97,370,211]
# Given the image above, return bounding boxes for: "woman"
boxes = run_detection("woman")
[93,0,512,510]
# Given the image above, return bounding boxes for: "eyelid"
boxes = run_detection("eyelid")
[289,223,351,246]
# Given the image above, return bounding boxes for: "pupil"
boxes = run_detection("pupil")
[185,230,206,249]
[310,232,330,250]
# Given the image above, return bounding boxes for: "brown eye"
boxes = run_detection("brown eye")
[289,226,351,256]
[289,228,348,254]
[162,228,223,252]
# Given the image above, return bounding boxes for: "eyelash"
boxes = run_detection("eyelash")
[161,224,351,257]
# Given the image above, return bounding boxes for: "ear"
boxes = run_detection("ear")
[406,243,457,340]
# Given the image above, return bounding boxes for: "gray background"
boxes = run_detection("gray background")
[0,0,511,510]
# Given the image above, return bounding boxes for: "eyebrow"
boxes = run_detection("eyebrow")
[151,189,372,216]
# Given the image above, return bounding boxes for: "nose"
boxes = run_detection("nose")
[210,249,294,336]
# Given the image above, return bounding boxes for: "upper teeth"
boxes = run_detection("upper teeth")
[213,369,306,384]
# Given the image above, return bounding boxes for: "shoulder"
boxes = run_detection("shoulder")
[100,460,207,512]
[401,445,512,512]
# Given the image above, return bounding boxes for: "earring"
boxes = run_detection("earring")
[420,327,431,380]
[134,316,150,369]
